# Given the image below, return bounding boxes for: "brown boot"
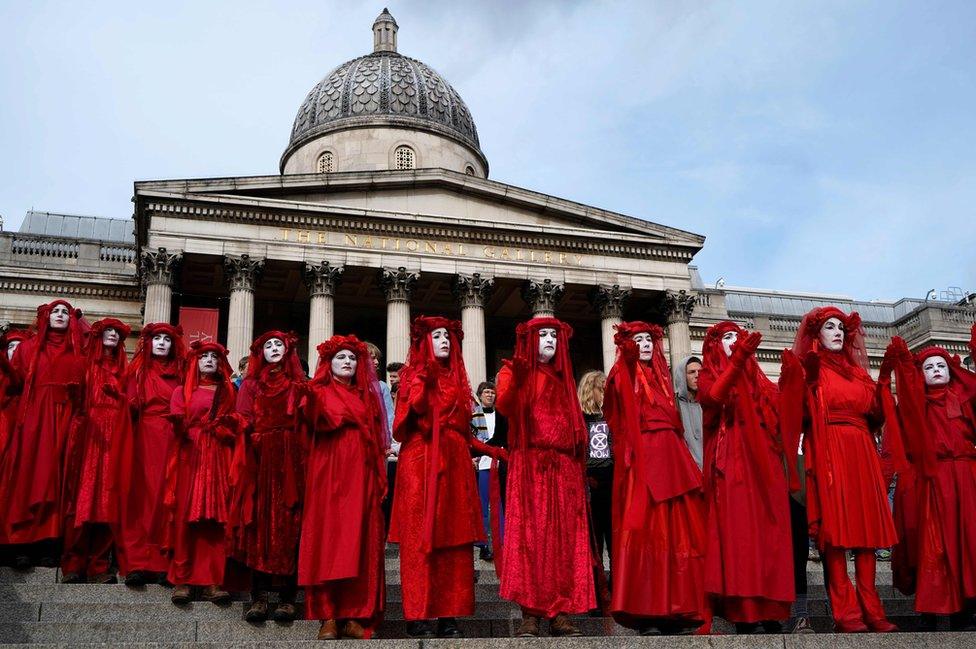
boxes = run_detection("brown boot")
[200,584,231,604]
[171,584,192,605]
[318,619,339,640]
[273,602,297,622]
[550,613,582,637]
[516,614,541,637]
[244,598,268,623]
[342,620,366,639]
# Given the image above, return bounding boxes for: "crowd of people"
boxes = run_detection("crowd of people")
[0,299,974,638]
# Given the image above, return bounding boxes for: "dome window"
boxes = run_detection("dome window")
[316,151,335,173]
[464,165,476,176]
[394,145,415,170]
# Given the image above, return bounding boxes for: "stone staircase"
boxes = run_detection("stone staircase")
[0,546,971,647]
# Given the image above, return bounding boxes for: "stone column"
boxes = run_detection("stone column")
[140,247,182,325]
[224,254,265,367]
[592,284,631,373]
[380,267,418,364]
[522,278,564,318]
[662,289,697,368]
[304,260,343,373]
[454,273,494,386]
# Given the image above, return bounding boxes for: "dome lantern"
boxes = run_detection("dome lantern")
[373,8,398,53]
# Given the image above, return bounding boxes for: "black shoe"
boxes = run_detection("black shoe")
[60,572,84,584]
[406,620,436,638]
[437,617,462,638]
[124,571,147,587]
[949,611,976,632]
[13,555,31,571]
[244,599,268,623]
[638,624,661,636]
[478,546,494,561]
[762,620,783,634]
[787,616,815,634]
[735,622,760,635]
[917,614,937,632]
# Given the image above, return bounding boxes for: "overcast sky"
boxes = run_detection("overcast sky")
[1,1,973,301]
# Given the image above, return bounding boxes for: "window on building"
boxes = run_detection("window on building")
[464,165,476,176]
[394,145,415,170]
[316,151,334,173]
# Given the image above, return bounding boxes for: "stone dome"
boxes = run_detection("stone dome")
[281,9,487,174]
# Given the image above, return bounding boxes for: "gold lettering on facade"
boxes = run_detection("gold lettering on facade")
[279,228,290,241]
[405,239,419,252]
[344,234,357,246]
[297,231,310,243]
[317,232,327,243]
[559,252,568,265]
[483,246,495,259]
[544,251,552,264]
[362,236,373,249]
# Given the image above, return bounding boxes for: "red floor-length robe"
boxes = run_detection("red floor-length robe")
[232,331,306,578]
[1,300,87,545]
[698,322,794,623]
[603,322,706,628]
[892,337,976,615]
[159,343,241,587]
[113,323,184,577]
[300,335,386,628]
[0,331,31,544]
[496,317,594,618]
[61,319,131,578]
[389,316,485,621]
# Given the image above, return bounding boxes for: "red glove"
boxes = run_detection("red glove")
[733,331,762,360]
[619,338,639,364]
[803,351,821,385]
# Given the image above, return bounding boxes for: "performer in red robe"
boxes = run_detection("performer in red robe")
[495,317,594,637]
[0,329,31,550]
[888,329,976,631]
[301,335,387,640]
[0,300,87,567]
[698,322,795,632]
[61,318,131,583]
[780,307,898,632]
[232,331,307,623]
[113,323,185,585]
[160,341,242,605]
[603,321,707,635]
[390,316,502,639]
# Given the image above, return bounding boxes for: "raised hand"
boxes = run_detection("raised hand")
[802,351,821,385]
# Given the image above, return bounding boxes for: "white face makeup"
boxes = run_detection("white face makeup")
[921,355,950,386]
[537,327,558,364]
[431,328,450,359]
[263,337,285,364]
[101,327,120,349]
[819,317,845,352]
[632,332,654,362]
[197,351,219,375]
[49,304,70,330]
[331,349,358,381]
[151,334,173,357]
[6,340,20,360]
[721,330,738,358]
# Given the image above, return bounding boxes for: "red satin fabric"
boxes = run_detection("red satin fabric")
[496,363,595,617]
[233,368,306,576]
[390,368,482,619]
[1,330,85,544]
[301,380,384,625]
[113,359,180,574]
[697,323,794,623]
[604,359,706,627]
[160,383,238,586]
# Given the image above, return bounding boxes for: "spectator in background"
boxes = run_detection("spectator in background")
[233,356,249,389]
[674,356,703,468]
[578,370,612,571]
[382,361,405,530]
[471,381,507,561]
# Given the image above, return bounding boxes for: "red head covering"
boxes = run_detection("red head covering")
[84,318,131,372]
[181,340,235,419]
[612,320,674,399]
[400,315,472,415]
[912,346,976,399]
[129,322,186,384]
[18,300,89,418]
[792,306,870,374]
[246,330,305,385]
[0,329,33,355]
[313,333,388,446]
[701,321,776,397]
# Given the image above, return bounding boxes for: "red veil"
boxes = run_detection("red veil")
[82,318,132,402]
[792,306,870,373]
[128,323,186,401]
[248,330,306,386]
[180,341,236,420]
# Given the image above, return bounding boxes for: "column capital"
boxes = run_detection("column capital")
[140,247,182,287]
[522,278,564,315]
[380,266,419,302]
[662,289,696,325]
[454,273,494,309]
[304,260,343,297]
[224,254,265,292]
[591,284,631,319]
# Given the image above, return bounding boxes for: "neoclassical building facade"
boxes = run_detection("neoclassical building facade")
[1,10,974,381]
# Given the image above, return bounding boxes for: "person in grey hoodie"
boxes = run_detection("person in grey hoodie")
[673,355,703,469]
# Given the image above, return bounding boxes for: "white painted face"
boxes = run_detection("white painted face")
[197,351,219,375]
[101,327,120,349]
[263,337,285,364]
[431,328,450,359]
[632,332,654,362]
[819,317,845,352]
[538,327,558,364]
[6,340,20,360]
[331,349,358,381]
[151,333,172,357]
[921,355,950,386]
[49,304,70,330]
[721,330,738,358]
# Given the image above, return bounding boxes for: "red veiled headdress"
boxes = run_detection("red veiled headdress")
[612,320,674,397]
[912,346,976,398]
[400,315,472,415]
[84,317,131,372]
[792,306,870,374]
[246,330,305,385]
[181,340,235,419]
[0,329,33,354]
[18,300,89,419]
[701,321,777,395]
[129,322,186,386]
